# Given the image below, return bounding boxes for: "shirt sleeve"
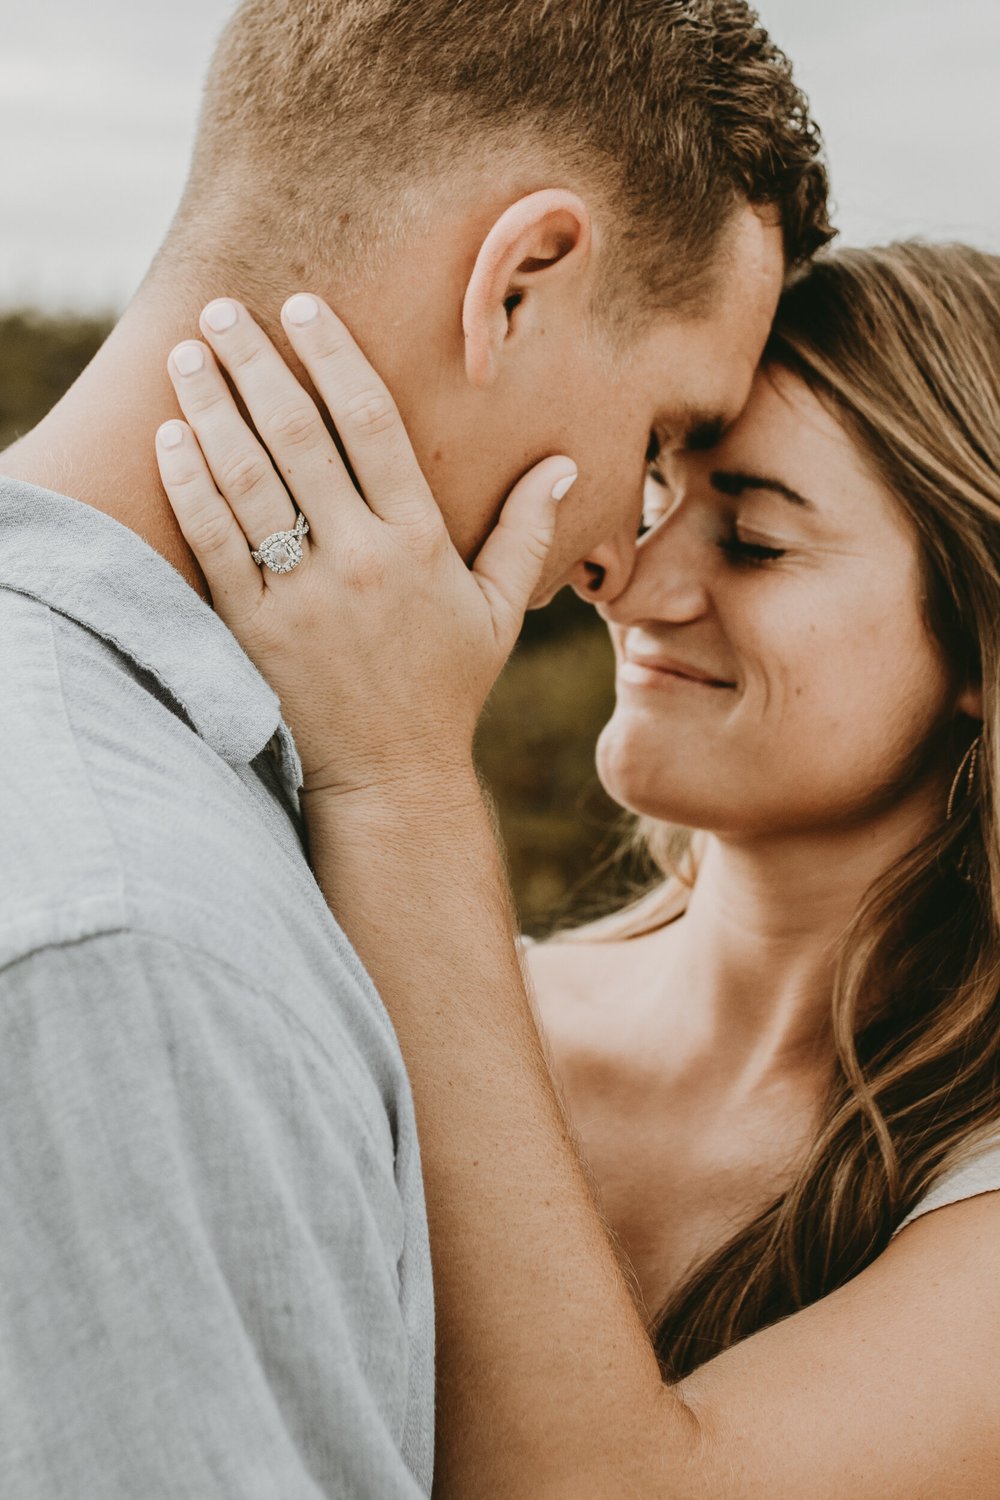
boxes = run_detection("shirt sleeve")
[0,930,427,1499]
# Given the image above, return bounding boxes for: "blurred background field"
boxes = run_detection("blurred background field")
[0,312,633,933]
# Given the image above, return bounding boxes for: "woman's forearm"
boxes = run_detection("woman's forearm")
[303,774,693,1498]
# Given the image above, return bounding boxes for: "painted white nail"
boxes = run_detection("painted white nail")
[203,299,238,333]
[551,472,578,502]
[172,342,205,376]
[284,293,320,327]
[158,421,185,450]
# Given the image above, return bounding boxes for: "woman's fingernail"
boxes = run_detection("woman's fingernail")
[551,472,578,502]
[172,342,205,376]
[157,421,185,450]
[202,298,238,333]
[284,293,319,327]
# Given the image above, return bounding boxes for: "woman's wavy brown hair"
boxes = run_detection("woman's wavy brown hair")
[570,242,1000,1379]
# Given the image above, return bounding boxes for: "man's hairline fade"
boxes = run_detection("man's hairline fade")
[159,1,832,328]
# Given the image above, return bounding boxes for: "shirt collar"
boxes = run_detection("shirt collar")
[0,478,303,794]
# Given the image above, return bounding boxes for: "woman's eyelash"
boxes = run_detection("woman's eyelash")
[718,537,787,565]
[645,433,669,489]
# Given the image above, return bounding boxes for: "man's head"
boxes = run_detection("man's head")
[158,0,832,601]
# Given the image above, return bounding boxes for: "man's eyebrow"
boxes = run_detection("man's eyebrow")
[651,413,727,459]
[710,470,816,509]
[683,414,727,452]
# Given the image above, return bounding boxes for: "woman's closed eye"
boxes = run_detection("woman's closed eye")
[640,440,671,537]
[718,532,787,565]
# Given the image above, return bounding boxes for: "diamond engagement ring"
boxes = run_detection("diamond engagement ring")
[250,511,310,574]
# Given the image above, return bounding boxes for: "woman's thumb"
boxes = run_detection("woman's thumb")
[471,457,577,641]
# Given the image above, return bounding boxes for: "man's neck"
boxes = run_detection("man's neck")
[1,280,212,597]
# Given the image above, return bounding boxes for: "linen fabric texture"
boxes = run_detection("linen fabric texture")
[0,479,434,1499]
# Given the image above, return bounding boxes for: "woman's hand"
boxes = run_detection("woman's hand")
[154,293,577,798]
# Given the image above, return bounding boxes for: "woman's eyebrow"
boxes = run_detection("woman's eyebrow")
[710,470,816,509]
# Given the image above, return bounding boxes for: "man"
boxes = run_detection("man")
[0,1,830,1494]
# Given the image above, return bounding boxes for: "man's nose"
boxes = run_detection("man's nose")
[567,535,638,605]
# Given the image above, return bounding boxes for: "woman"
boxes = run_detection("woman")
[156,242,1000,1495]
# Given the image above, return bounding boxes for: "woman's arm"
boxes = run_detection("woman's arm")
[307,777,684,1495]
[307,776,1000,1500]
[156,296,1000,1499]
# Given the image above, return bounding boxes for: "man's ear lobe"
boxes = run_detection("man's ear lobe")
[462,189,593,388]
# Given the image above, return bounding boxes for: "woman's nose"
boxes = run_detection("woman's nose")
[597,523,711,627]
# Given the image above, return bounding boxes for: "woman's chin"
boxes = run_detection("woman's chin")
[596,726,703,825]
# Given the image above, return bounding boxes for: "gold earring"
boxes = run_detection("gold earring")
[946,733,982,821]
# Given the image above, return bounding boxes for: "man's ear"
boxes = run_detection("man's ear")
[462,190,593,389]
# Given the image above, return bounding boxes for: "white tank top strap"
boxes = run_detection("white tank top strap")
[893,1134,1000,1236]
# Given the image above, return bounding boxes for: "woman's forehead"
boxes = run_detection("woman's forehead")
[671,365,892,524]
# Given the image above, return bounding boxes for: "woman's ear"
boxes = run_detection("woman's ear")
[957,680,983,720]
[462,190,593,388]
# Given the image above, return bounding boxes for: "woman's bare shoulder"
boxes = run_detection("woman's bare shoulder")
[525,932,624,1001]
[523,931,647,1058]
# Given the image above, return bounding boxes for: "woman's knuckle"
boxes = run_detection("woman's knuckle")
[408,513,447,556]
[268,398,318,448]
[188,507,232,555]
[186,383,226,418]
[165,464,207,495]
[313,329,353,367]
[218,450,271,501]
[230,342,266,375]
[342,387,397,438]
[338,538,388,592]
[521,531,551,567]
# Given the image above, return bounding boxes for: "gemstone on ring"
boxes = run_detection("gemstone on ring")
[250,511,310,574]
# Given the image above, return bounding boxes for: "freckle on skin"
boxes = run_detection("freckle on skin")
[432,448,443,463]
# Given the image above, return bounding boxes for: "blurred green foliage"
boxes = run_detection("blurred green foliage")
[1,310,631,932]
[0,311,112,450]
[478,619,640,934]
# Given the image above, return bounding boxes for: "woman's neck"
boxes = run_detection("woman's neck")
[643,790,946,1087]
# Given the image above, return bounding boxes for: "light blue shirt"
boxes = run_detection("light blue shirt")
[0,478,434,1497]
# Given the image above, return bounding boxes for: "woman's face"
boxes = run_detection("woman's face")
[596,365,978,837]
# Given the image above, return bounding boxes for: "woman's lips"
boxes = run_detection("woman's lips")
[619,656,735,689]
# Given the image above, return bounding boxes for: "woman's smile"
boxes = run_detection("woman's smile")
[618,652,735,690]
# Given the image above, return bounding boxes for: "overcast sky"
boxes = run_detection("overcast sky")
[3,0,999,311]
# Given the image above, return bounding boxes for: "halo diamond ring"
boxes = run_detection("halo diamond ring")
[250,511,310,574]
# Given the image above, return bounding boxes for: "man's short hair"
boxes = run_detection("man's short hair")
[176,0,832,312]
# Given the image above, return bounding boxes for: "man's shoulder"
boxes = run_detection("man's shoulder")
[1,589,332,982]
[0,587,130,959]
[0,585,212,953]
[1,580,260,935]
[0,585,408,1103]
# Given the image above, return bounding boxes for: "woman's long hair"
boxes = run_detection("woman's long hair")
[567,243,1000,1379]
